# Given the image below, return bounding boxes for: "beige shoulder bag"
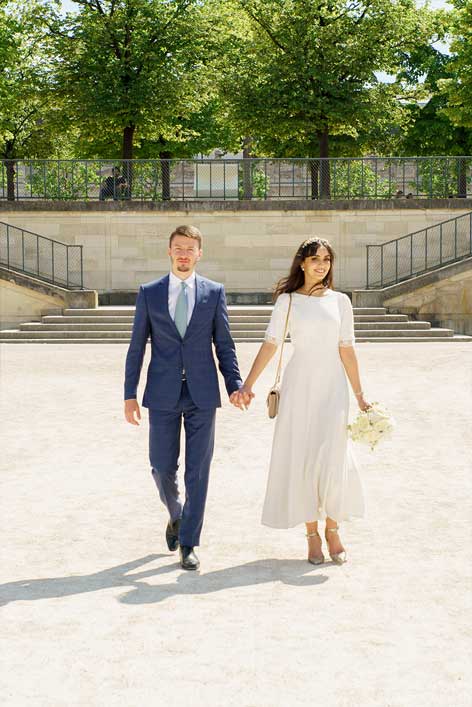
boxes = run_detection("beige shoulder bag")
[266,294,292,419]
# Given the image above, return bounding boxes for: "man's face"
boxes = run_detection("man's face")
[168,235,202,276]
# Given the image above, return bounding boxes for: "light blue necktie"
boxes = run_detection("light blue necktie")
[174,281,188,338]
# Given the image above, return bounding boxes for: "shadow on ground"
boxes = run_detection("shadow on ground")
[0,554,329,607]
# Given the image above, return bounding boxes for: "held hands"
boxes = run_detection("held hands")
[229,385,255,411]
[124,398,141,425]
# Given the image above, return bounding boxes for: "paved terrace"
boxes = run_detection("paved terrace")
[0,343,471,707]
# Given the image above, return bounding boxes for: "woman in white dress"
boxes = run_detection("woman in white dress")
[239,238,370,565]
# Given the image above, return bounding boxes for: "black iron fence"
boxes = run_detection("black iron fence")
[1,156,471,201]
[366,211,472,288]
[0,221,83,289]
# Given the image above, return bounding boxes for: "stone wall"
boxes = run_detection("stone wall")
[0,200,470,293]
[383,266,472,335]
[351,257,472,335]
[0,267,97,329]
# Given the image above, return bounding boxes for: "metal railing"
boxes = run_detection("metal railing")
[366,211,472,288]
[0,156,471,201]
[0,221,84,289]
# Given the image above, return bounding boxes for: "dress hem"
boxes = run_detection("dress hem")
[261,511,365,530]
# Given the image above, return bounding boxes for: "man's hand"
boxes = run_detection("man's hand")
[229,385,255,411]
[125,398,141,425]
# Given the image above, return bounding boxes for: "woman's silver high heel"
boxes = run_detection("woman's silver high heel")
[306,531,325,565]
[325,526,347,564]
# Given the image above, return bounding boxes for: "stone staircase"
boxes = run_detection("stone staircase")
[1,305,470,342]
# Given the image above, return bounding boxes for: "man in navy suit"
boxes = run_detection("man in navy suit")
[124,225,251,570]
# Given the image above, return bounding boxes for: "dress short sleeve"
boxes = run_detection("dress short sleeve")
[265,293,291,346]
[339,293,355,348]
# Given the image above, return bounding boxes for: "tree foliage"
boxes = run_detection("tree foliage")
[219,0,435,163]
[438,1,472,131]
[48,0,228,160]
[0,1,61,198]
[0,0,470,182]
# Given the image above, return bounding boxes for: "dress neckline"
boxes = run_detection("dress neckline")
[292,289,333,300]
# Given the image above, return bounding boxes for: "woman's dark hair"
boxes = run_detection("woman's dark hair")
[273,237,335,301]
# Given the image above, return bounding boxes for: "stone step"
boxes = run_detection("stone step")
[42,313,409,325]
[0,327,455,340]
[22,320,431,333]
[236,328,455,338]
[43,315,136,324]
[354,321,430,330]
[62,306,388,317]
[234,336,471,343]
[2,336,471,344]
[0,330,132,339]
[21,323,135,332]
[353,315,408,322]
[348,328,455,338]
[0,338,134,344]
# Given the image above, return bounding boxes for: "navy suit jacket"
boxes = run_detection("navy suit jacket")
[124,274,242,410]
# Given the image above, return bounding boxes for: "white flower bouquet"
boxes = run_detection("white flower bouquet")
[348,402,395,450]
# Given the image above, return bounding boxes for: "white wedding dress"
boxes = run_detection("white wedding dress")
[261,289,365,528]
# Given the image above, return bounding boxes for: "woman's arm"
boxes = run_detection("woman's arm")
[239,341,278,397]
[339,346,370,411]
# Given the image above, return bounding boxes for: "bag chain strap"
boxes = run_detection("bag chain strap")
[274,294,292,387]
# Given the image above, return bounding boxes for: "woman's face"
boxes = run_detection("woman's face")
[302,245,331,283]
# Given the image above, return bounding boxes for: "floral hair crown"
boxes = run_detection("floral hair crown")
[297,237,324,257]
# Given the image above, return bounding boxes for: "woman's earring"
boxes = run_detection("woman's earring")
[301,266,305,271]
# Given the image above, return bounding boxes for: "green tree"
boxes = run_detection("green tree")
[438,1,472,131]
[396,9,472,197]
[219,0,435,196]
[50,1,220,160]
[0,1,58,200]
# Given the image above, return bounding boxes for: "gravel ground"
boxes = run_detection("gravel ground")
[0,342,471,707]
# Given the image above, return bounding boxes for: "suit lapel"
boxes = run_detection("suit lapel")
[159,274,182,339]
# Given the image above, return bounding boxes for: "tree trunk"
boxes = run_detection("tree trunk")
[122,125,135,199]
[241,137,252,200]
[5,160,16,201]
[159,150,172,201]
[318,129,330,199]
[457,157,467,198]
[309,160,319,200]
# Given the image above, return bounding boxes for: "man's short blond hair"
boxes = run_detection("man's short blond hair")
[169,225,202,248]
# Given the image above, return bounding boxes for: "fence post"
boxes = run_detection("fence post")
[22,230,25,271]
[454,218,457,259]
[66,246,69,288]
[410,234,413,277]
[425,228,428,271]
[51,241,54,284]
[470,213,472,255]
[80,246,83,289]
[439,223,442,264]
[6,224,10,267]
[380,246,384,288]
[366,246,370,288]
[395,240,398,282]
[37,235,39,277]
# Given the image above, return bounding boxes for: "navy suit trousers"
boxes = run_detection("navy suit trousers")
[149,382,216,547]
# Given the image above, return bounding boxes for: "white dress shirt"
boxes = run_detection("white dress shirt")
[168,270,196,325]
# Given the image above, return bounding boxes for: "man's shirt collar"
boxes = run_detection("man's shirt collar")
[169,271,196,290]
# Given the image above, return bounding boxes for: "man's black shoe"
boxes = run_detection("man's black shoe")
[165,518,181,552]
[179,545,200,571]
